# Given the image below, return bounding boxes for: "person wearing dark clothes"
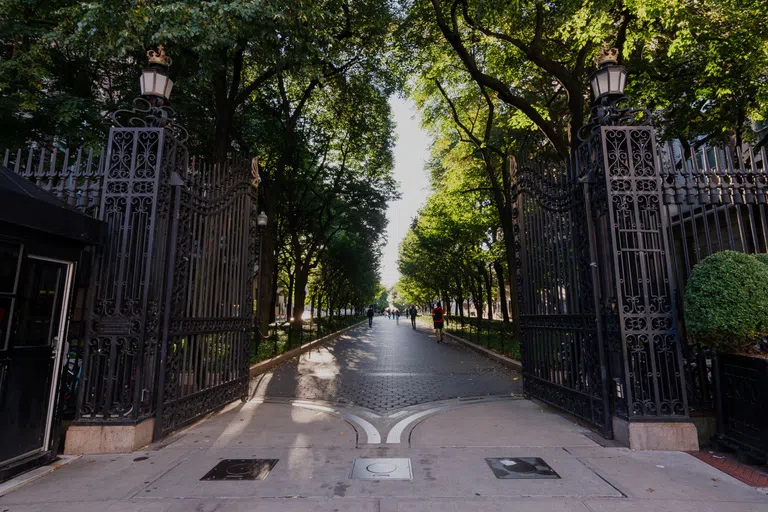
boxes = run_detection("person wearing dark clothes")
[395,309,401,324]
[432,302,445,343]
[409,306,417,330]
[367,306,374,327]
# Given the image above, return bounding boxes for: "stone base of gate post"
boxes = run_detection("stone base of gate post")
[63,419,155,454]
[612,416,699,451]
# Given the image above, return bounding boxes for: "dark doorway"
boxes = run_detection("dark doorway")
[0,247,73,468]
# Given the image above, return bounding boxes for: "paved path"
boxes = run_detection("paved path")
[2,317,767,511]
[252,317,522,413]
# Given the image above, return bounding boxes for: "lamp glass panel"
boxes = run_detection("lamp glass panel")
[154,74,167,97]
[591,76,600,99]
[164,79,174,99]
[597,71,609,97]
[609,69,624,94]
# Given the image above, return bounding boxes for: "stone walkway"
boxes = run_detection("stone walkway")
[252,317,522,413]
[1,318,766,511]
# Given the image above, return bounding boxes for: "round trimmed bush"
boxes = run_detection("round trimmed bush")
[684,251,768,353]
[754,253,768,267]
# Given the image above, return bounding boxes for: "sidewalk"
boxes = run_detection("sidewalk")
[0,322,765,511]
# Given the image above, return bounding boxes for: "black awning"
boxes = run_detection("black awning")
[0,166,107,245]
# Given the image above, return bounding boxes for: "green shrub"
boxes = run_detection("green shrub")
[684,251,768,354]
[754,253,768,266]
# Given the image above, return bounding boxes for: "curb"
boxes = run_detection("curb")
[0,455,80,497]
[249,320,367,378]
[442,330,522,372]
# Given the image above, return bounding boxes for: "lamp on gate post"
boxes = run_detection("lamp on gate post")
[110,45,187,137]
[578,45,648,142]
[255,211,268,349]
[589,47,627,103]
[140,46,174,105]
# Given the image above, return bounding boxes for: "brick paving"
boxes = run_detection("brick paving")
[253,316,522,413]
[690,450,768,488]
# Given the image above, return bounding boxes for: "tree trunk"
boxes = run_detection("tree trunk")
[286,271,295,323]
[310,293,316,321]
[483,264,493,320]
[292,267,309,329]
[493,260,509,323]
[474,276,484,321]
[213,104,234,164]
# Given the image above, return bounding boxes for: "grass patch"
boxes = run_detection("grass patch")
[416,315,520,360]
[250,315,364,364]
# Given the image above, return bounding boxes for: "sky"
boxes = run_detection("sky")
[380,96,432,288]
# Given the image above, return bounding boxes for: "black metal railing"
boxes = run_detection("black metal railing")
[442,315,520,361]
[660,141,768,413]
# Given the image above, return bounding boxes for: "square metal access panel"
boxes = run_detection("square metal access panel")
[200,459,278,481]
[485,457,560,479]
[351,458,412,480]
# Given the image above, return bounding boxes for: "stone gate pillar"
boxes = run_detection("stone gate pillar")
[585,124,698,450]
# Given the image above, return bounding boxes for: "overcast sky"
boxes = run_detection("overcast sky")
[380,96,432,288]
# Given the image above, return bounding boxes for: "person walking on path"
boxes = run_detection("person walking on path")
[432,302,446,343]
[395,309,400,325]
[409,305,417,330]
[367,306,374,328]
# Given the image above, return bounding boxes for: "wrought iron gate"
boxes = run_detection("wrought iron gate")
[4,129,258,440]
[512,154,612,434]
[155,157,258,437]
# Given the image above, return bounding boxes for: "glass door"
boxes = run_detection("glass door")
[0,253,73,466]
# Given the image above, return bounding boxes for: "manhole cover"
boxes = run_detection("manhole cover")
[485,457,560,479]
[351,458,412,480]
[200,459,278,481]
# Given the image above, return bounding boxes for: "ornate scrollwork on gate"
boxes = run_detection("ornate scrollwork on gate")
[154,156,257,437]
[78,126,179,422]
[512,154,611,433]
[597,126,688,419]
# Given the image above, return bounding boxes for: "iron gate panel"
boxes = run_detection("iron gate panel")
[79,127,176,422]
[594,127,688,419]
[155,157,258,437]
[513,156,611,434]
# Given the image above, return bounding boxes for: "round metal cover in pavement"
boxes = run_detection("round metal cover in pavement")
[367,462,398,474]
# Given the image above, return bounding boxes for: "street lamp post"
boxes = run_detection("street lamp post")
[255,211,268,354]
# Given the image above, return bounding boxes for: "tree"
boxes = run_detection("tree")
[402,0,768,156]
[278,73,398,327]
[397,156,498,321]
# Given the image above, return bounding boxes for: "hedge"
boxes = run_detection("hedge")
[684,251,768,354]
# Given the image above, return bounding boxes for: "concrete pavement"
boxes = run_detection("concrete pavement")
[1,319,765,511]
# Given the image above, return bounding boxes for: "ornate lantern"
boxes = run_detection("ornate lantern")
[140,46,174,103]
[589,46,627,102]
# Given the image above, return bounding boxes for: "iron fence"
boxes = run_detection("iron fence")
[442,315,520,360]
[659,141,768,413]
[2,146,106,216]
[3,137,259,437]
